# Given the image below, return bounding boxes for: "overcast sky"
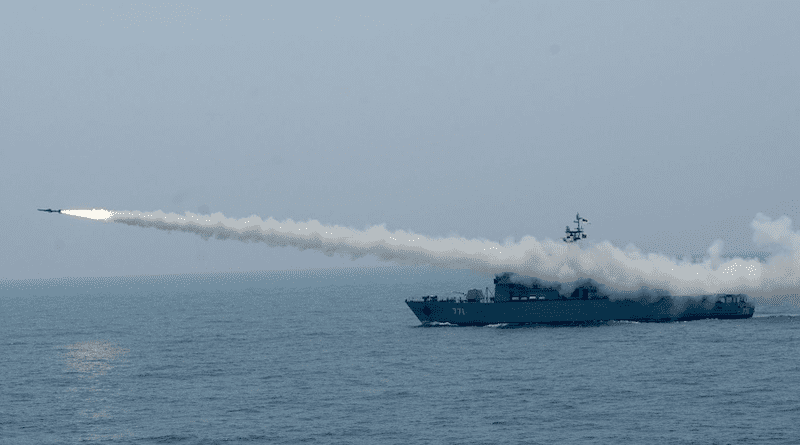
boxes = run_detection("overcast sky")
[2,1,799,280]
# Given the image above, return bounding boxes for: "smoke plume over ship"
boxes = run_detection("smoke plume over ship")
[55,208,800,299]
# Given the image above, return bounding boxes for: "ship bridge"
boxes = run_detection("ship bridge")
[714,294,749,306]
[492,273,607,303]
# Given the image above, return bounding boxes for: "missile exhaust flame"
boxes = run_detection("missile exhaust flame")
[53,208,800,299]
[62,209,114,220]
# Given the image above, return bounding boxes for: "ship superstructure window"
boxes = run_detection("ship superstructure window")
[512,297,519,301]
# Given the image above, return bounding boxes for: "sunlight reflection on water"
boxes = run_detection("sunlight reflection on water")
[61,340,129,377]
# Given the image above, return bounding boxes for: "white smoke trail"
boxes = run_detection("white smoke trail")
[61,209,800,298]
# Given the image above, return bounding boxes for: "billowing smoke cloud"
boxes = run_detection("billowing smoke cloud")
[61,209,800,298]
[497,273,718,314]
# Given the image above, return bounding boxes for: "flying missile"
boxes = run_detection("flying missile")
[38,208,62,213]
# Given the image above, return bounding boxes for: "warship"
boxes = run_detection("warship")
[406,214,755,325]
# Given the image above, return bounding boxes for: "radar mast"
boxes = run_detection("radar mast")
[563,213,589,243]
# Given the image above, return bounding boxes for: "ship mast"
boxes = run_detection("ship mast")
[563,213,589,243]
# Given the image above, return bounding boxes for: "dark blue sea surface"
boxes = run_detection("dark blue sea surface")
[2,270,799,444]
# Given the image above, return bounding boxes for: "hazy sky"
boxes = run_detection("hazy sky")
[2,1,799,280]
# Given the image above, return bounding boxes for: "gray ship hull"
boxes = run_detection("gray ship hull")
[406,298,754,326]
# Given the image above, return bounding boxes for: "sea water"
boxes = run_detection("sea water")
[2,269,799,444]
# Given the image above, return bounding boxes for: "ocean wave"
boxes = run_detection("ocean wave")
[420,321,457,327]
